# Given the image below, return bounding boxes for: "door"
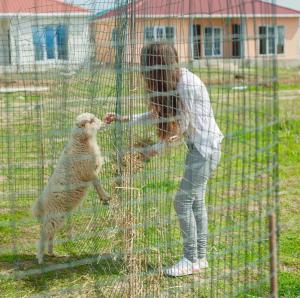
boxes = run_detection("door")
[232,24,241,58]
[193,24,201,59]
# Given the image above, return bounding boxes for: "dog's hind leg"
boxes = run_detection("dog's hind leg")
[48,234,54,256]
[37,222,47,264]
[47,217,62,257]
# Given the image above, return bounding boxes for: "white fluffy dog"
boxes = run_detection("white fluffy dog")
[32,113,109,264]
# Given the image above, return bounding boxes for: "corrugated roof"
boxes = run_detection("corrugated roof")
[0,0,88,14]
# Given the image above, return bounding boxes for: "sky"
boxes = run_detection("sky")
[65,0,300,12]
[265,0,300,10]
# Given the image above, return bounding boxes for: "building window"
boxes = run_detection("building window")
[232,24,241,57]
[144,27,155,41]
[32,25,68,61]
[193,24,201,59]
[204,27,222,57]
[165,27,175,40]
[112,28,118,48]
[144,26,175,42]
[259,25,285,55]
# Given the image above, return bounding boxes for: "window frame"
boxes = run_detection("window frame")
[32,24,69,62]
[204,26,223,57]
[258,25,285,56]
[144,25,176,43]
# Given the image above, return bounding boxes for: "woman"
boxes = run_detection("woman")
[104,43,223,277]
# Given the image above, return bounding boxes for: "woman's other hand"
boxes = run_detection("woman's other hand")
[103,113,129,124]
[168,135,180,142]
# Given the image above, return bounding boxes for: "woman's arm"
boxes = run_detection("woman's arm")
[104,112,153,124]
[130,112,152,124]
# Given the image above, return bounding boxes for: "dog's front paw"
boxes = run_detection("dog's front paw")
[102,195,111,206]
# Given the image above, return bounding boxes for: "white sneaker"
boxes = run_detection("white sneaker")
[198,257,209,269]
[164,257,200,277]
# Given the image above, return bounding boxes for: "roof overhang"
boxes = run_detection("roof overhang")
[136,14,300,18]
[97,13,300,20]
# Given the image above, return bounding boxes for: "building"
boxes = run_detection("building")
[93,0,300,64]
[0,0,90,73]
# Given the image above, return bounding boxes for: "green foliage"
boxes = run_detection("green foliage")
[0,66,299,297]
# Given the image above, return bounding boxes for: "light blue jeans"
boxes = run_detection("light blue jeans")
[174,143,221,262]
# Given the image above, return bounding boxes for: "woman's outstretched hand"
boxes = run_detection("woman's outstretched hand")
[103,112,117,124]
[104,113,129,124]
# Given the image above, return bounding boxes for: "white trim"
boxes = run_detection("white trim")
[0,13,90,18]
[298,17,300,58]
[241,18,247,58]
[190,20,195,60]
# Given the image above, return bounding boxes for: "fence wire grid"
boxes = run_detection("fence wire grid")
[0,0,279,297]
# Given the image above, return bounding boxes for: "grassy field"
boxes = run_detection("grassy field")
[0,64,299,297]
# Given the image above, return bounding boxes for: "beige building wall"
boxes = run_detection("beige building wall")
[246,17,299,60]
[93,16,299,64]
[92,17,190,64]
[92,18,116,64]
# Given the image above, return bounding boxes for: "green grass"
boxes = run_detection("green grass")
[0,65,299,297]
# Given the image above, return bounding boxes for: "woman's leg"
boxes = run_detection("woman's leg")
[192,149,221,259]
[174,184,197,262]
[174,146,204,263]
[192,179,208,259]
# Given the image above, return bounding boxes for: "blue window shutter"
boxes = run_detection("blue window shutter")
[57,25,69,60]
[45,26,55,59]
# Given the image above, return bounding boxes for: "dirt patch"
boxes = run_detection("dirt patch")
[0,78,55,89]
[122,152,144,176]
[0,176,7,182]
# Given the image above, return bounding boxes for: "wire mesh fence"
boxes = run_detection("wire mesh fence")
[0,0,280,297]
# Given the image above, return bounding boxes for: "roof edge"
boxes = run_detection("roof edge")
[96,0,300,20]
[0,12,91,17]
[97,13,300,20]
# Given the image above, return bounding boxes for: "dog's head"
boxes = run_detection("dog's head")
[73,113,105,140]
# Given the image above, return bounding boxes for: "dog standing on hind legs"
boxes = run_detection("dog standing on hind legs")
[32,113,110,264]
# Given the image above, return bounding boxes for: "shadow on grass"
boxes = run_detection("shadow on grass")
[0,252,125,293]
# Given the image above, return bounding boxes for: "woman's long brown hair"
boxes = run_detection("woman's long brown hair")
[140,42,183,140]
